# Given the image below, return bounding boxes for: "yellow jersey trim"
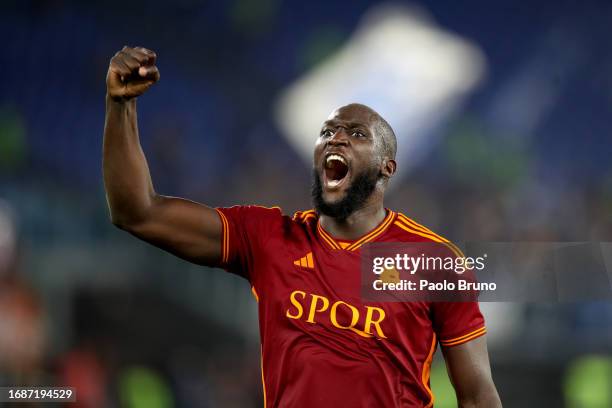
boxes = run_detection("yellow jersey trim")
[345,211,396,251]
[440,327,487,347]
[260,345,267,408]
[317,222,342,249]
[251,286,260,302]
[423,334,437,408]
[215,209,230,264]
[396,214,464,258]
[316,210,396,251]
[292,209,316,221]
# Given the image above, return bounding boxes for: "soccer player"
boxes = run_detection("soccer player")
[103,46,502,407]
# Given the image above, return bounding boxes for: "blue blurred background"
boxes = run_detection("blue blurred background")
[1,0,612,407]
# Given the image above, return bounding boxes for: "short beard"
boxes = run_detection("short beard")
[311,167,380,222]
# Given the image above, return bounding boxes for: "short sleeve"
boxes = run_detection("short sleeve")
[423,238,486,347]
[214,205,284,281]
[431,301,486,347]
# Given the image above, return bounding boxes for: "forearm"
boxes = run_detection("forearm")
[103,95,156,227]
[102,47,223,264]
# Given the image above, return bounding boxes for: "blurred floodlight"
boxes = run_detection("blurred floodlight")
[275,3,486,180]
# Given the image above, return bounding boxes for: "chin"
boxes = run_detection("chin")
[322,189,348,206]
[312,166,378,221]
[324,176,356,198]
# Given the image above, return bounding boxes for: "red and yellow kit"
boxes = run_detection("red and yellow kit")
[215,206,486,407]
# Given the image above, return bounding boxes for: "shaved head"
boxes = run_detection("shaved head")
[334,103,397,160]
[313,102,398,220]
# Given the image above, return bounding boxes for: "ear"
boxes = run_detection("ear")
[380,158,396,179]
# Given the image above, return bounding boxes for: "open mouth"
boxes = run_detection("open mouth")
[324,154,349,189]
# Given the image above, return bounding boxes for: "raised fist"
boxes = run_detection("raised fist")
[106,46,160,101]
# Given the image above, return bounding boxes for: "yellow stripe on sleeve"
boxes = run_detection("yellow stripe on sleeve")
[397,214,464,257]
[394,221,444,243]
[394,218,464,259]
[440,327,487,347]
[215,209,230,263]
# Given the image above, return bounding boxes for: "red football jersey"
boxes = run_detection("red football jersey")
[215,206,485,408]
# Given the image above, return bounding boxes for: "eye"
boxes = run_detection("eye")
[351,130,366,138]
[320,128,334,138]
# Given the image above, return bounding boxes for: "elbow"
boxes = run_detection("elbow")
[106,195,159,232]
[109,213,132,231]
[108,208,143,232]
[108,204,156,233]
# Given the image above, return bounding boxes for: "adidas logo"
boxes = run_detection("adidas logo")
[293,252,314,269]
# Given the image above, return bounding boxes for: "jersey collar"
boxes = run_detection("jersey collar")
[317,210,396,251]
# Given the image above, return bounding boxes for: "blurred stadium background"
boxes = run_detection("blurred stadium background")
[1,0,612,407]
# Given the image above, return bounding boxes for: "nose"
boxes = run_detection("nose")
[328,128,349,147]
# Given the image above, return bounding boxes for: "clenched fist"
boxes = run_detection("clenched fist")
[106,46,160,101]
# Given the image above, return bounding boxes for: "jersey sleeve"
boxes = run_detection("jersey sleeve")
[214,205,284,282]
[431,301,486,347]
[426,238,486,347]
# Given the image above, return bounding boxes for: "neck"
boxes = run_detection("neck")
[319,200,387,240]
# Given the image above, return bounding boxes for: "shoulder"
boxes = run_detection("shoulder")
[391,211,463,257]
[218,204,283,216]
[218,206,321,231]
[216,205,285,228]
[291,209,317,224]
[392,212,447,242]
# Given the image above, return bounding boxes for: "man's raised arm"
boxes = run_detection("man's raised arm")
[103,46,222,266]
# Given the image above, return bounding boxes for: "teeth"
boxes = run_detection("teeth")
[328,179,341,188]
[326,154,346,165]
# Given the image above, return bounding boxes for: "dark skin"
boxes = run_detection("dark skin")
[103,46,502,407]
[104,46,222,265]
[315,104,395,239]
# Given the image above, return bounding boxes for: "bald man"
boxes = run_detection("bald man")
[103,46,501,407]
